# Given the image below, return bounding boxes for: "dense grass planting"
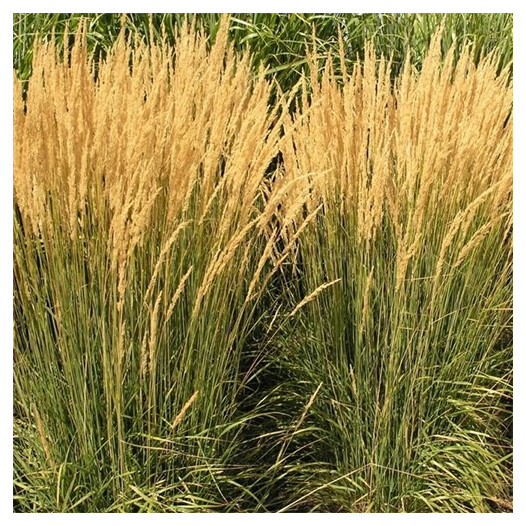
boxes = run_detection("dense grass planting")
[13,15,512,512]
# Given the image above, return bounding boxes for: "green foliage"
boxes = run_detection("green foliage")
[13,13,513,89]
[266,207,512,511]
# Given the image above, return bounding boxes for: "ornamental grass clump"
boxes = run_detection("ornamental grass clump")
[13,18,312,512]
[13,16,513,512]
[274,32,512,512]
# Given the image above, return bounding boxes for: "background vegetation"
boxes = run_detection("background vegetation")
[13,13,513,512]
[14,13,513,87]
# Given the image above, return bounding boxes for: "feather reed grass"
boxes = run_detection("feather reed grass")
[13,18,512,512]
[273,31,512,512]
[13,17,313,512]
